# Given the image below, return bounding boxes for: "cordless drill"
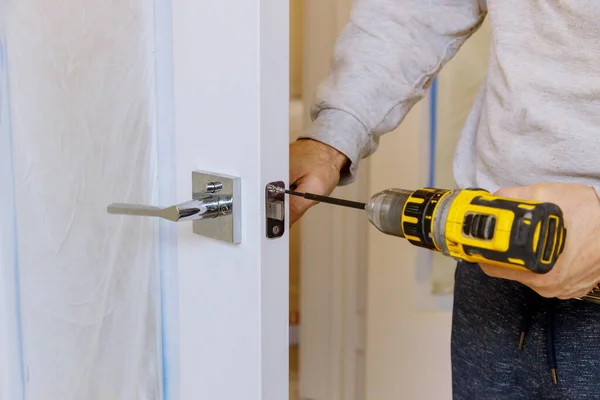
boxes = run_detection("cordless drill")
[277,185,600,303]
[275,185,566,274]
[365,187,566,274]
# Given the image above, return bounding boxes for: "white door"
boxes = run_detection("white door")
[0,0,289,399]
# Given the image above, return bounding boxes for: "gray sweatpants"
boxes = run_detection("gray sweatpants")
[451,262,600,399]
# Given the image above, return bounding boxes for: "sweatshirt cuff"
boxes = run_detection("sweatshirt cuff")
[299,109,371,186]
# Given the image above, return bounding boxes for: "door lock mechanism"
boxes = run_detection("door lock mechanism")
[265,181,286,239]
[107,170,241,244]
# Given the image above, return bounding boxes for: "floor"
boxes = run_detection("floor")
[289,345,299,400]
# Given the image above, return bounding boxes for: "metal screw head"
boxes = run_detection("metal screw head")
[266,184,285,195]
[205,182,223,193]
[272,225,280,235]
[220,205,230,215]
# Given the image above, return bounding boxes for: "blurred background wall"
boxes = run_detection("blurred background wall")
[289,3,303,397]
[289,0,302,344]
[289,2,491,399]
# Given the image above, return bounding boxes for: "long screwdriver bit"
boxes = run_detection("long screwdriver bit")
[267,185,366,210]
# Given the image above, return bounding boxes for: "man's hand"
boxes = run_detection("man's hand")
[479,183,600,299]
[289,139,349,225]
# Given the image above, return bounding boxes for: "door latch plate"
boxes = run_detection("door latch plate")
[266,181,285,239]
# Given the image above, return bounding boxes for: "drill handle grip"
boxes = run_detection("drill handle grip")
[466,195,567,274]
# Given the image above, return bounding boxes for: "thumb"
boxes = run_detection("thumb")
[494,185,537,201]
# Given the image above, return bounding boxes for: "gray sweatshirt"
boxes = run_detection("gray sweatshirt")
[301,0,600,195]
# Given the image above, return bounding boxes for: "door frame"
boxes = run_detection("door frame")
[166,0,289,399]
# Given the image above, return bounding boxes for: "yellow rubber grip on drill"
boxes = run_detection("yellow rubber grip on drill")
[445,189,567,274]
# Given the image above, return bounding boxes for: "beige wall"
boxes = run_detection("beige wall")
[296,0,490,398]
[298,2,367,399]
[289,0,303,327]
[290,0,303,98]
[289,101,303,326]
[367,102,454,399]
[365,21,490,400]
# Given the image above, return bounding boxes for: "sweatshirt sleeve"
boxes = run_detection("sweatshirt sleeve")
[300,0,488,185]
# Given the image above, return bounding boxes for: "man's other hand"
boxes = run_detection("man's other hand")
[289,139,348,225]
[479,183,600,299]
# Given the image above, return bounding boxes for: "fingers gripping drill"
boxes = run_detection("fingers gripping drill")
[270,185,600,303]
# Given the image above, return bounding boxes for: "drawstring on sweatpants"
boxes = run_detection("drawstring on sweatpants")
[518,290,558,385]
[518,291,534,350]
[546,298,558,384]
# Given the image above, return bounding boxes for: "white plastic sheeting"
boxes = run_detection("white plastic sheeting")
[1,1,165,398]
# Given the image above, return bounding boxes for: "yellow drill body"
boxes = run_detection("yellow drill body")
[279,184,600,303]
[366,187,566,274]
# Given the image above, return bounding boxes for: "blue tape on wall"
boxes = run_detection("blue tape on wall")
[153,1,180,398]
[428,77,438,188]
[0,38,26,399]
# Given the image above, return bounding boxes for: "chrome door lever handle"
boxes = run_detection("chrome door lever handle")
[107,170,241,244]
[107,196,232,222]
